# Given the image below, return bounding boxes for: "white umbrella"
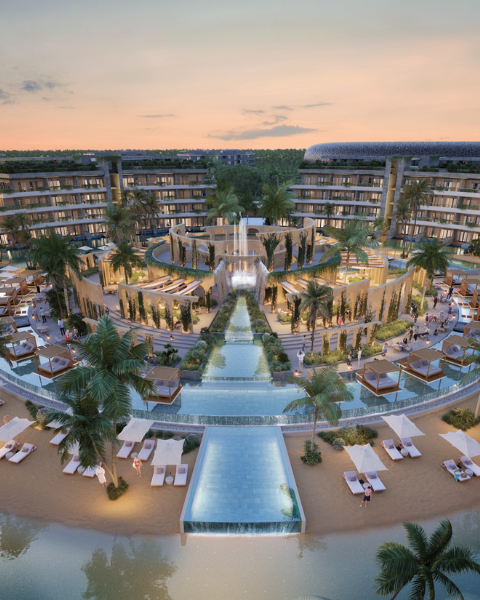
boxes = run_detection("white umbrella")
[47,407,73,429]
[381,414,425,438]
[343,444,389,473]
[0,417,35,442]
[151,439,185,473]
[117,418,154,443]
[439,430,480,458]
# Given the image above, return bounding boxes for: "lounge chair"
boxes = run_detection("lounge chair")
[444,345,464,361]
[343,471,364,494]
[138,439,156,461]
[63,455,81,474]
[0,440,19,459]
[117,440,135,459]
[82,466,97,477]
[381,439,404,461]
[441,459,471,481]
[409,359,442,377]
[151,465,166,487]
[363,471,386,491]
[13,341,35,357]
[8,443,36,463]
[153,378,179,398]
[364,372,397,389]
[459,456,480,477]
[400,437,422,458]
[174,464,188,486]
[50,430,69,446]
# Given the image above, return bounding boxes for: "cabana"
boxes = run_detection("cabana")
[457,277,480,298]
[144,366,182,404]
[0,298,13,317]
[7,331,37,360]
[444,269,469,287]
[0,316,17,335]
[441,335,474,365]
[357,359,401,395]
[469,289,479,309]
[0,286,19,305]
[34,345,73,378]
[4,277,29,296]
[464,320,480,339]
[18,269,43,287]
[404,348,446,382]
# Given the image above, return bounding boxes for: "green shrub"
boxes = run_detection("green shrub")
[388,267,408,275]
[375,319,411,341]
[301,440,322,465]
[277,313,291,323]
[164,431,175,440]
[332,437,346,450]
[413,281,438,297]
[25,399,39,420]
[182,433,201,454]
[66,312,88,337]
[411,295,428,315]
[262,334,291,371]
[107,476,129,501]
[304,344,382,365]
[318,425,378,447]
[442,407,480,431]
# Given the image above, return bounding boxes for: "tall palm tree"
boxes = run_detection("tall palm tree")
[121,187,149,244]
[408,238,451,307]
[393,198,412,258]
[104,204,135,245]
[322,202,336,227]
[374,519,480,600]
[110,242,144,285]
[57,316,155,487]
[142,192,161,236]
[15,212,34,268]
[284,365,353,450]
[32,232,83,317]
[259,180,296,225]
[323,218,379,283]
[299,282,333,357]
[403,178,431,256]
[205,187,243,225]
[2,215,22,258]
[239,191,258,225]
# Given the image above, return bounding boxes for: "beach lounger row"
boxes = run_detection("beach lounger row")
[8,443,36,463]
[151,464,188,487]
[62,457,100,477]
[116,439,156,460]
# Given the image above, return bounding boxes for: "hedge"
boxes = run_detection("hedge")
[375,319,411,341]
[145,242,212,281]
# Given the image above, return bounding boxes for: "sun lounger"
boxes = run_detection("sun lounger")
[138,439,156,461]
[400,437,422,458]
[409,359,442,377]
[444,345,464,361]
[8,443,36,463]
[459,456,480,477]
[363,471,386,491]
[116,440,135,459]
[82,466,97,477]
[50,430,69,446]
[151,465,166,487]
[174,464,188,486]
[381,439,404,460]
[63,455,81,474]
[441,459,471,481]
[343,471,364,494]
[364,372,397,389]
[0,440,19,459]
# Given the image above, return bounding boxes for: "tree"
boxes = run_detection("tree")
[298,282,333,358]
[374,519,480,599]
[393,198,412,258]
[259,232,281,271]
[111,242,144,285]
[322,202,336,227]
[284,365,353,450]
[215,165,263,197]
[57,316,155,487]
[259,181,296,225]
[121,187,149,244]
[403,178,431,256]
[408,238,451,307]
[104,204,136,245]
[466,237,480,257]
[323,218,379,283]
[15,212,34,268]
[238,191,258,225]
[373,216,386,233]
[141,192,161,237]
[205,187,243,225]
[32,231,83,317]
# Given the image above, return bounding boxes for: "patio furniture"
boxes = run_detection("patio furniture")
[441,459,471,481]
[151,465,166,486]
[357,360,401,395]
[0,286,19,305]
[174,464,188,486]
[444,269,468,287]
[343,471,364,495]
[0,297,13,317]
[0,440,19,459]
[63,455,81,474]
[459,457,480,476]
[35,345,74,378]
[7,332,37,360]
[405,348,446,382]
[463,320,480,339]
[117,440,136,459]
[399,437,422,458]
[138,439,156,461]
[144,366,182,404]
[441,335,473,365]
[0,316,17,335]
[381,439,404,461]
[8,443,37,463]
[362,471,386,491]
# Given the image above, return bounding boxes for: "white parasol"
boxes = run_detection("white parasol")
[381,414,425,438]
[151,439,185,471]
[117,418,154,443]
[0,417,35,442]
[439,430,480,458]
[343,444,388,473]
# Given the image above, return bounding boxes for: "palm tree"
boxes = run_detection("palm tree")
[299,282,333,357]
[32,232,83,317]
[408,238,451,307]
[284,365,353,450]
[57,316,155,487]
[2,215,21,256]
[142,192,161,237]
[373,216,386,233]
[393,198,412,258]
[110,242,144,285]
[121,187,149,244]
[15,213,34,268]
[259,180,296,225]
[374,519,480,599]
[322,202,336,227]
[239,191,258,225]
[323,218,379,283]
[104,204,135,245]
[403,178,431,256]
[205,187,243,225]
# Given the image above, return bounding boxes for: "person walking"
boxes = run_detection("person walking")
[338,315,343,326]
[440,309,445,321]
[433,296,438,309]
[73,327,78,342]
[105,306,109,315]
[408,327,413,341]
[36,284,41,294]
[32,307,38,322]
[133,455,142,477]
[40,308,46,323]
[414,332,418,343]
[425,312,429,324]
[447,286,454,299]
[95,464,107,488]
[357,345,362,367]
[58,318,65,335]
[297,349,305,373]
[413,313,418,325]
[360,485,373,508]
[347,349,353,368]
[381,342,388,357]
[302,335,306,352]
[3,415,8,425]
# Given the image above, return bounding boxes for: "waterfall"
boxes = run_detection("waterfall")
[231,217,256,289]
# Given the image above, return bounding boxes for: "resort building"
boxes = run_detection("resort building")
[298,141,480,248]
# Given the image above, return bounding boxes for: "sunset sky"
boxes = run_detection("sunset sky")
[2,0,480,151]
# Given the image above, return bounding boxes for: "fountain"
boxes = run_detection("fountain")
[230,217,256,290]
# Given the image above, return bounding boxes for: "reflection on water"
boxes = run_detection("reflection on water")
[0,514,46,561]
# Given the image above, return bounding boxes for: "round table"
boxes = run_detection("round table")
[401,448,409,458]
[165,476,174,486]
[5,452,14,459]
[77,466,85,475]
[465,468,473,477]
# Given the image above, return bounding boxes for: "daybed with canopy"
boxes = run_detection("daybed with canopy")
[404,348,446,382]
[7,331,37,360]
[34,345,73,378]
[357,359,402,395]
[144,366,182,404]
[441,335,473,365]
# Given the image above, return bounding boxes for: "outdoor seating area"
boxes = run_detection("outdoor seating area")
[441,335,473,365]
[7,331,37,360]
[457,277,480,298]
[464,320,480,339]
[0,298,13,316]
[0,316,17,335]
[34,345,73,378]
[357,359,401,395]
[444,269,469,287]
[144,366,182,404]
[0,286,19,305]
[402,348,446,382]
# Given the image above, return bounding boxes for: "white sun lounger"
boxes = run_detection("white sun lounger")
[138,439,156,461]
[50,430,69,446]
[151,465,166,487]
[343,471,364,494]
[82,466,97,477]
[63,455,81,474]
[381,439,404,460]
[400,437,422,458]
[117,440,135,459]
[8,443,36,463]
[459,457,480,477]
[174,464,188,486]
[363,471,386,491]
[0,440,19,459]
[442,459,471,481]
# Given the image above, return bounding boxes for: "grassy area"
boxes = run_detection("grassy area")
[375,319,411,341]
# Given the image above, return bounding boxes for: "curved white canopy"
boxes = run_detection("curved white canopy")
[343,444,388,473]
[151,438,185,466]
[439,430,480,458]
[382,414,425,438]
